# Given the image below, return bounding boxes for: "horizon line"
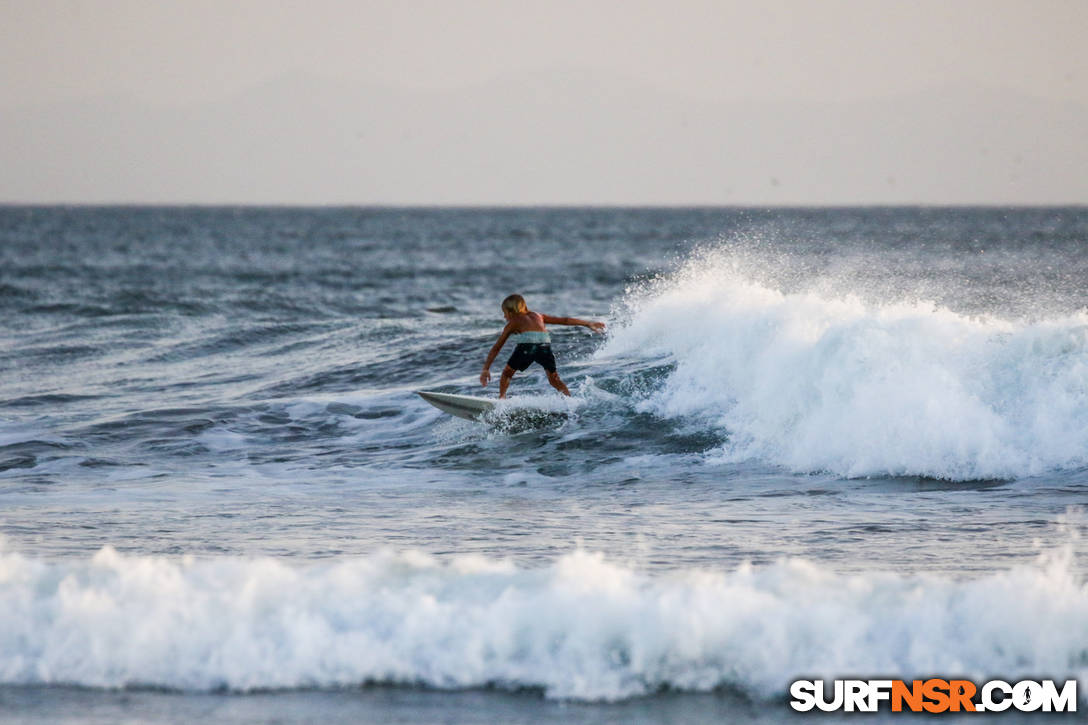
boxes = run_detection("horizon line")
[3,202,1086,210]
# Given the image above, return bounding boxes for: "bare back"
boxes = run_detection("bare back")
[505,310,547,334]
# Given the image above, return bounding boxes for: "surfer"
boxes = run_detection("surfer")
[480,294,605,398]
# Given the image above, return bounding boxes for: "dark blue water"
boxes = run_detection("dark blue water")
[2,207,1087,723]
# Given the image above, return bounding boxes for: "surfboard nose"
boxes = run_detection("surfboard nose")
[417,390,496,421]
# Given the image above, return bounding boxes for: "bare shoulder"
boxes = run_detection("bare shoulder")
[525,311,550,331]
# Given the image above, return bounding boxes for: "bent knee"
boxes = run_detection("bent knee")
[501,366,516,378]
[546,370,562,380]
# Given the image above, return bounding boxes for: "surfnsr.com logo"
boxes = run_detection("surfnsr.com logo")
[790,679,1077,713]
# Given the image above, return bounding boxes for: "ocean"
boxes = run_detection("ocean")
[1,206,1087,723]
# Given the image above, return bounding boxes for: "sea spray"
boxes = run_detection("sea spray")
[602,251,1088,480]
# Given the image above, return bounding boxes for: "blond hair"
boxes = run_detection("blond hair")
[501,294,527,314]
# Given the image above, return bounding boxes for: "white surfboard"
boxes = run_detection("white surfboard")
[417,391,497,421]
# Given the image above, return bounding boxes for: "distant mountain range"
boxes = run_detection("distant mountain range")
[2,70,1085,204]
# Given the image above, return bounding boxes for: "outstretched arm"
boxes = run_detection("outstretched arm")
[480,323,514,386]
[542,314,606,333]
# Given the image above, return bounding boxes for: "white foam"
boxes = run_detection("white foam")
[1,543,1086,700]
[489,393,583,419]
[601,253,1088,479]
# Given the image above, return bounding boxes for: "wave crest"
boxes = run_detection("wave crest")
[601,253,1088,480]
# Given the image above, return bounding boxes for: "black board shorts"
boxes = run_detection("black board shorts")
[506,343,557,373]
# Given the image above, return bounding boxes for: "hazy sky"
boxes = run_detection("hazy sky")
[2,0,1086,204]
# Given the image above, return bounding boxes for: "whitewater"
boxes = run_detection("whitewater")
[4,536,1088,702]
[603,248,1088,480]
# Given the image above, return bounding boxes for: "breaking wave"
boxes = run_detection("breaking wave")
[1,543,1086,701]
[601,251,1088,480]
